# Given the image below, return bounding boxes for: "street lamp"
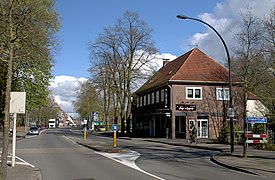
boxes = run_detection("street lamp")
[176,14,235,153]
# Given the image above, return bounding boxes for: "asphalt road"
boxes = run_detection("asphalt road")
[15,129,156,180]
[15,128,268,180]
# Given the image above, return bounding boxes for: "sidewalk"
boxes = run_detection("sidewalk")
[0,130,42,180]
[132,137,275,179]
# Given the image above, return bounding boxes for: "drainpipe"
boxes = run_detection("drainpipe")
[168,84,175,139]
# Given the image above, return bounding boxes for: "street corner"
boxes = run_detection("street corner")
[76,140,129,154]
[210,153,259,176]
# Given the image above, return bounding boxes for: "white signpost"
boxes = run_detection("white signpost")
[10,92,26,167]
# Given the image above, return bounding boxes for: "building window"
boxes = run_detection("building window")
[143,96,146,106]
[189,120,195,130]
[140,96,143,107]
[186,87,202,99]
[137,97,139,107]
[151,92,155,104]
[161,89,165,102]
[216,88,229,100]
[156,91,159,103]
[147,94,150,105]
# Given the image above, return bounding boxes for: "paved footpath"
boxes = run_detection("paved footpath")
[141,138,275,179]
[1,131,275,180]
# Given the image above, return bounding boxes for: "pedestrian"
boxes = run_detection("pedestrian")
[189,125,197,144]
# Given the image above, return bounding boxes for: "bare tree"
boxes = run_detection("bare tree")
[73,80,101,126]
[89,11,157,134]
[232,7,272,157]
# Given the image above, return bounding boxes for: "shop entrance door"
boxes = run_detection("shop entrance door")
[197,119,208,138]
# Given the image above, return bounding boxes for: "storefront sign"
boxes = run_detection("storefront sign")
[176,104,196,111]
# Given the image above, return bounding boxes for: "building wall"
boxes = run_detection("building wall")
[132,83,244,139]
[171,84,230,139]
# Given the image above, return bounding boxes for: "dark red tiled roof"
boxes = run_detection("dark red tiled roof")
[135,48,238,94]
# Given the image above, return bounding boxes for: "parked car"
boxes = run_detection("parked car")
[28,126,40,135]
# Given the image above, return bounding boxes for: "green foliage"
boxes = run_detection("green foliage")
[218,124,230,144]
[253,143,275,151]
[0,0,61,115]
[73,80,101,120]
[218,123,243,144]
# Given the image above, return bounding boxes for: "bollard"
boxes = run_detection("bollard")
[113,131,116,148]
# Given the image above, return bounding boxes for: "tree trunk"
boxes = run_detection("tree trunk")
[1,8,14,178]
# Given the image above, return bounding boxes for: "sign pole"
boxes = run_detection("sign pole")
[111,124,118,148]
[12,113,17,167]
[10,92,26,167]
[113,131,116,148]
[83,119,87,141]
[84,128,87,141]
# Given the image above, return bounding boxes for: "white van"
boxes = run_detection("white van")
[48,119,56,128]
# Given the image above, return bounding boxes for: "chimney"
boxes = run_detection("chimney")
[163,58,170,66]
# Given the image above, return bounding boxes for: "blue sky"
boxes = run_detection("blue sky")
[51,0,274,114]
[54,0,223,78]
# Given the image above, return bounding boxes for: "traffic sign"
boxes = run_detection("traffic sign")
[92,112,99,122]
[111,124,118,132]
[246,117,267,123]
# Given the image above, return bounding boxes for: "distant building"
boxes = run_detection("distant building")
[132,48,244,139]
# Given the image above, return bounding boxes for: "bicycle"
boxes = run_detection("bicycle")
[188,134,197,145]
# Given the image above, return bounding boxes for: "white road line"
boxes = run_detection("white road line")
[13,154,35,168]
[0,152,36,168]
[96,151,165,180]
[62,135,81,146]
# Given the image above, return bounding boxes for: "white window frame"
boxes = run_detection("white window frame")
[137,97,139,107]
[216,88,229,100]
[186,87,202,100]
[140,96,143,107]
[151,92,155,104]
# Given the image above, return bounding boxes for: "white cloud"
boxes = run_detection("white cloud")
[184,0,274,63]
[49,75,87,113]
[49,52,175,113]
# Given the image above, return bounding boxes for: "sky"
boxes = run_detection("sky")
[49,0,275,114]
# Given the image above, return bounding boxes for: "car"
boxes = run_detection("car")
[28,126,40,135]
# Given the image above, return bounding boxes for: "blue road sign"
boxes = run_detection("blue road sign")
[92,111,99,122]
[111,124,119,132]
[246,117,267,124]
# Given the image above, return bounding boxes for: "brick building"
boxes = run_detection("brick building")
[132,48,242,139]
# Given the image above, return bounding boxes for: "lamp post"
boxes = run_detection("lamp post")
[177,14,234,153]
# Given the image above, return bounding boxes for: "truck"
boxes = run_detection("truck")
[48,119,59,128]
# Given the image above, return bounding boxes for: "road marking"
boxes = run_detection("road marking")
[62,135,82,146]
[96,151,165,180]
[0,152,36,168]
